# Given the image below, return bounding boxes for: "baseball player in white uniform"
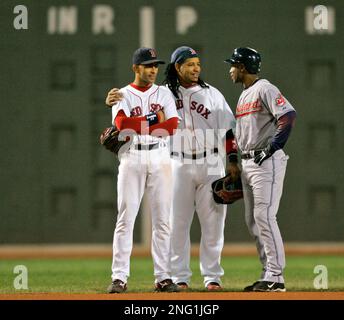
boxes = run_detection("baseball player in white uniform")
[107,47,179,293]
[224,47,296,292]
[164,46,239,291]
[105,46,239,292]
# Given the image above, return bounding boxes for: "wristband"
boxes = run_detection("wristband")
[228,152,238,163]
[145,112,159,126]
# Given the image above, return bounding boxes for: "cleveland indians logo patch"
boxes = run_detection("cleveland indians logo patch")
[275,94,286,106]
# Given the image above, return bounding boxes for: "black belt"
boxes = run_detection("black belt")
[134,143,159,151]
[171,148,218,160]
[241,150,262,160]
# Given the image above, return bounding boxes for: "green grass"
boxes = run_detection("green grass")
[1,256,343,293]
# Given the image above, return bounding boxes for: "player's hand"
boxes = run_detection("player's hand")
[216,189,231,202]
[254,145,274,166]
[105,88,123,107]
[226,162,241,182]
[157,110,165,123]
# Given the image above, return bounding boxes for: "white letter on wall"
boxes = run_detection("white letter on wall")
[47,6,77,34]
[176,6,198,35]
[13,5,28,30]
[93,5,115,34]
[140,7,154,48]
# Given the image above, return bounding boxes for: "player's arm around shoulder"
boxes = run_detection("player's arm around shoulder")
[111,89,131,124]
[105,87,124,107]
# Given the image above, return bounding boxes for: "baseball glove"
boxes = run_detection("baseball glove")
[212,174,244,204]
[99,126,127,155]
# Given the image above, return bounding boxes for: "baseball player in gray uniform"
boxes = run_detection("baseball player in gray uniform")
[224,47,296,292]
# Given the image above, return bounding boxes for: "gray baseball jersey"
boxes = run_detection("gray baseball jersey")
[235,79,295,153]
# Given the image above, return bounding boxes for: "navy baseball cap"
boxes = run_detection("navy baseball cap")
[170,46,198,64]
[224,47,261,74]
[132,47,165,65]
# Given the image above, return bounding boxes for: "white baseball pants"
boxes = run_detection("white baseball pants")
[170,152,227,287]
[111,146,172,283]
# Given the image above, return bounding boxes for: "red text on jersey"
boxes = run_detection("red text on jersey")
[150,104,163,112]
[236,99,262,118]
[176,99,183,110]
[130,106,142,116]
[190,100,211,119]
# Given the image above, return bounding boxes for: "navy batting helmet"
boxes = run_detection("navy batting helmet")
[225,47,261,74]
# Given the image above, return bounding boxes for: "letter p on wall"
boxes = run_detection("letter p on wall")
[176,6,198,35]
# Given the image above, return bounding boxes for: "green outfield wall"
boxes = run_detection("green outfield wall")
[1,0,343,243]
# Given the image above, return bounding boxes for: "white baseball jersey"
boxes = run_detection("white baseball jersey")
[112,84,178,145]
[235,79,295,153]
[169,83,236,287]
[110,83,177,284]
[171,84,236,153]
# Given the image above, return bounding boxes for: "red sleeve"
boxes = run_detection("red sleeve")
[225,129,238,163]
[225,129,238,154]
[115,111,178,136]
[115,110,147,133]
[148,117,178,136]
[226,137,238,154]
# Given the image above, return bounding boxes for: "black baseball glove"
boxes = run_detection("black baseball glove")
[212,174,244,204]
[99,126,127,155]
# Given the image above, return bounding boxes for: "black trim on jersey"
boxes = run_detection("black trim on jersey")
[243,77,262,90]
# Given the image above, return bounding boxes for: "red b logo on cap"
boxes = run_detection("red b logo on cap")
[149,49,157,58]
[189,48,197,55]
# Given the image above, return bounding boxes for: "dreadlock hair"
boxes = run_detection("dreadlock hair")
[162,63,209,99]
